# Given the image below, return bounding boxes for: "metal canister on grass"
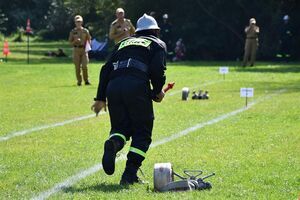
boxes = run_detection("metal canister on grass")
[182,87,189,100]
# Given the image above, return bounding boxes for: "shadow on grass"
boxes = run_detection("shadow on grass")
[11,49,71,56]
[2,41,106,64]
[51,84,97,89]
[235,64,300,73]
[2,57,70,64]
[167,61,278,67]
[51,84,80,88]
[63,183,129,193]
[168,61,300,71]
[168,61,240,67]
[222,80,300,94]
[9,41,70,49]
[9,42,71,56]
[3,57,105,65]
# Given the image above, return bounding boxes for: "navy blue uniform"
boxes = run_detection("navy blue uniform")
[160,22,172,49]
[95,34,167,174]
[279,22,292,60]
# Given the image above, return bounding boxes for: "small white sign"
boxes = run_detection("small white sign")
[219,67,229,74]
[240,88,254,97]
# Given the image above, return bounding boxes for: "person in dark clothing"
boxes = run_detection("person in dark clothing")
[91,14,167,185]
[160,14,172,48]
[44,48,67,57]
[278,15,293,61]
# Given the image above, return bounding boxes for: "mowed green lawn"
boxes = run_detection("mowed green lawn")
[0,42,299,199]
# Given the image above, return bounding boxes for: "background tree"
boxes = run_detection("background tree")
[0,9,8,33]
[39,0,72,40]
[0,0,51,35]
[126,0,299,60]
[0,0,299,60]
[39,0,124,40]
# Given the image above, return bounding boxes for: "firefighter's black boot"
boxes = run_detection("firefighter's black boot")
[102,139,121,175]
[120,162,141,185]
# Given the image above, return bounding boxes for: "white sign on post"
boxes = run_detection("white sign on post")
[240,88,254,97]
[219,67,229,74]
[219,67,229,80]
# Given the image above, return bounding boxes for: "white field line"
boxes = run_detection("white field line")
[31,89,286,200]
[0,113,104,142]
[1,81,221,142]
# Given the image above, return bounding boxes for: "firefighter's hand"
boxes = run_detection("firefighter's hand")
[91,100,107,116]
[153,91,165,103]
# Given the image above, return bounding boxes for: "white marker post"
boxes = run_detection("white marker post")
[219,67,229,80]
[240,88,254,107]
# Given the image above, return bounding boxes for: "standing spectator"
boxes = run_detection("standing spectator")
[277,15,293,61]
[172,38,186,61]
[160,14,173,49]
[68,15,91,86]
[109,8,135,44]
[242,18,259,67]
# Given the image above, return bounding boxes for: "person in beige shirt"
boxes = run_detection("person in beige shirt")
[242,18,260,67]
[109,8,135,44]
[68,15,92,86]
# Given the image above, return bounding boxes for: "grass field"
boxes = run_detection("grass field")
[0,41,299,199]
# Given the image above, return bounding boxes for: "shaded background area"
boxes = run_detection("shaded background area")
[0,0,299,60]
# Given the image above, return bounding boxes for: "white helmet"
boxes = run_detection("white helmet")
[249,18,256,24]
[135,14,160,32]
[283,15,289,21]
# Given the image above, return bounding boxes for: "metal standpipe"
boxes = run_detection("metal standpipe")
[153,163,215,192]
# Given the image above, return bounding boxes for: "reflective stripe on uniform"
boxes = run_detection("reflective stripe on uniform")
[129,147,146,157]
[118,38,152,51]
[109,133,126,144]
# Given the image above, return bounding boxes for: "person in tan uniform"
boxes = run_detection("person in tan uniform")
[242,18,260,67]
[69,15,92,86]
[109,8,135,44]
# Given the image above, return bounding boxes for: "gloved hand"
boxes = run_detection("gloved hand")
[91,100,107,116]
[153,91,165,103]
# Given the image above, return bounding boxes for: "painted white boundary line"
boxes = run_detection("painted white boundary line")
[1,80,221,142]
[0,113,104,142]
[31,89,286,200]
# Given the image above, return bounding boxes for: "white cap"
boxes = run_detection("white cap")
[163,14,168,19]
[283,15,289,21]
[74,15,83,22]
[116,8,124,13]
[135,14,160,32]
[249,18,256,24]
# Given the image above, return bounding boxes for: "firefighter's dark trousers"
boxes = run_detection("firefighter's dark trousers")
[106,75,154,170]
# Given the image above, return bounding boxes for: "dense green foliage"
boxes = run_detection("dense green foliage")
[0,0,299,59]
